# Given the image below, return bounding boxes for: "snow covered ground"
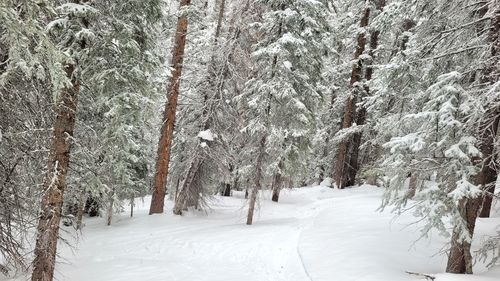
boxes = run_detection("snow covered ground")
[4,185,500,281]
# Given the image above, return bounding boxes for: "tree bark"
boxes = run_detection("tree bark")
[150,0,192,214]
[247,135,266,225]
[271,180,281,202]
[333,7,370,189]
[106,192,114,226]
[130,196,134,218]
[31,63,79,281]
[75,190,86,230]
[446,197,479,274]
[345,9,384,186]
[407,173,418,199]
[336,0,386,189]
[446,4,500,273]
[478,109,500,218]
[214,0,226,43]
[271,160,283,202]
[172,0,230,214]
[222,183,231,196]
[173,156,202,215]
[479,3,500,218]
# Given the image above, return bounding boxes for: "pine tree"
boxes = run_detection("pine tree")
[31,1,95,279]
[150,0,192,215]
[376,0,499,274]
[1,0,67,272]
[239,0,329,224]
[333,0,386,189]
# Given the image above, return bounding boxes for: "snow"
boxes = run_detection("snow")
[2,186,499,281]
[319,177,332,187]
[283,61,293,70]
[197,129,216,141]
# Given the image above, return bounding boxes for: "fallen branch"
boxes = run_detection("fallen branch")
[406,271,436,280]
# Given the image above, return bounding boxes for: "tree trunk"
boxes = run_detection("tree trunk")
[479,3,500,218]
[446,110,498,274]
[343,0,385,186]
[106,193,114,226]
[247,135,266,225]
[31,63,79,281]
[233,168,240,191]
[173,157,203,215]
[345,106,367,187]
[447,2,500,266]
[333,7,370,189]
[130,196,134,218]
[222,183,231,196]
[221,163,232,196]
[173,0,229,213]
[214,0,226,43]
[446,197,479,274]
[75,190,86,230]
[478,109,500,218]
[407,173,418,199]
[446,219,469,273]
[150,0,192,215]
[244,176,250,199]
[271,160,283,202]
[271,181,281,202]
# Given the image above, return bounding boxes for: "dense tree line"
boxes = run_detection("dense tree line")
[0,0,499,280]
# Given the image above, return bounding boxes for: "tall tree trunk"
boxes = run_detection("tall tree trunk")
[447,5,500,269]
[31,63,79,281]
[247,3,282,224]
[172,0,227,214]
[333,7,370,189]
[478,109,500,218]
[150,0,192,214]
[247,135,266,225]
[340,0,386,189]
[479,2,500,218]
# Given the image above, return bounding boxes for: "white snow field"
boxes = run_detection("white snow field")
[6,185,500,281]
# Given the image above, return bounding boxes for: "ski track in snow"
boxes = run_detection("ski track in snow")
[2,186,499,281]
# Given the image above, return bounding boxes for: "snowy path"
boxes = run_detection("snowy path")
[297,187,445,281]
[3,186,499,281]
[55,188,332,281]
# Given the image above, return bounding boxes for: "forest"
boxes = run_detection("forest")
[1,0,500,280]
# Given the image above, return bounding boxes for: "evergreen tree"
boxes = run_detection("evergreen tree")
[239,0,330,224]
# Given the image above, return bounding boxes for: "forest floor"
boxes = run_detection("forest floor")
[5,185,500,281]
